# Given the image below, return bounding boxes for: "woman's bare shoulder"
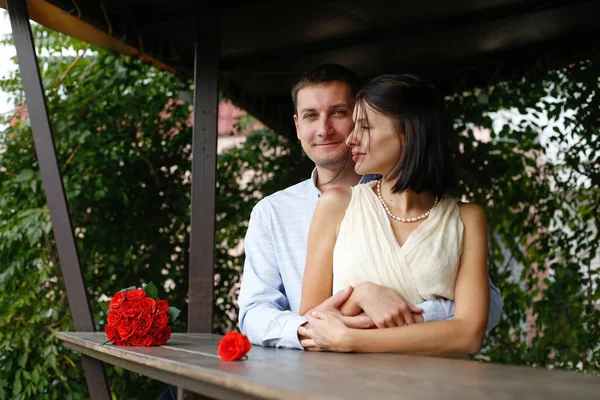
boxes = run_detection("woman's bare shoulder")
[457,202,487,226]
[319,186,352,208]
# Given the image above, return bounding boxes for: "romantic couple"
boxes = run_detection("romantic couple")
[237,64,503,355]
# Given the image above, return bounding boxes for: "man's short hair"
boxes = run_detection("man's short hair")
[291,64,361,113]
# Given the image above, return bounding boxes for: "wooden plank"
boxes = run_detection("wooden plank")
[188,9,220,334]
[5,1,110,399]
[57,332,600,400]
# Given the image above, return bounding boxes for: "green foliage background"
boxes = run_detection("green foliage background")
[0,25,598,399]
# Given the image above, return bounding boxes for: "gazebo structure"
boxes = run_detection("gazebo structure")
[2,0,600,399]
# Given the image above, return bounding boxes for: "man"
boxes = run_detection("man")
[238,64,503,350]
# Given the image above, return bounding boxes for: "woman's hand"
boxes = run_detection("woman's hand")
[305,311,353,352]
[350,282,423,328]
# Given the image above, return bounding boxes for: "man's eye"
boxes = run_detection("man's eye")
[333,110,347,115]
[303,113,316,119]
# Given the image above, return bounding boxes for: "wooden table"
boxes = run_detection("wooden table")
[57,332,600,400]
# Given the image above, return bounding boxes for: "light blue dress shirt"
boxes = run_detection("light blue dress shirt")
[238,170,503,349]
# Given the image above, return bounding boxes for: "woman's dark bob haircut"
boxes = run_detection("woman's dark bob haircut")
[356,74,456,197]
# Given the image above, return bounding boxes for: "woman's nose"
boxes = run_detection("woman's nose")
[346,128,360,147]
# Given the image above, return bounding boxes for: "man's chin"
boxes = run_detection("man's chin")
[313,157,347,169]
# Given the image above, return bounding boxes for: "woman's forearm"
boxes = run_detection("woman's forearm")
[343,318,485,356]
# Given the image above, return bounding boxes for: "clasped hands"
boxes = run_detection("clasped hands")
[298,282,424,352]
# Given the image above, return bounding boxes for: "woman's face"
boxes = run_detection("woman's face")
[346,102,403,177]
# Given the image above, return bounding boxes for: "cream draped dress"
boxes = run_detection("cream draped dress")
[332,181,464,303]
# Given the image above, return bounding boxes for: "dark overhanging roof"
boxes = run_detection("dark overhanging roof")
[5,0,600,137]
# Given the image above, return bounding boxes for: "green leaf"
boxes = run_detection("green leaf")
[31,368,40,385]
[167,306,181,323]
[17,353,27,368]
[120,286,136,293]
[14,169,34,183]
[142,282,158,300]
[99,301,110,315]
[13,377,22,395]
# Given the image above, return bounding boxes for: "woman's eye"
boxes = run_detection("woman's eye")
[361,125,370,130]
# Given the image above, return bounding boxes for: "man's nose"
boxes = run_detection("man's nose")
[317,117,334,136]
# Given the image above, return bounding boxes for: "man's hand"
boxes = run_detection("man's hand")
[349,282,424,328]
[298,286,374,350]
[298,322,321,350]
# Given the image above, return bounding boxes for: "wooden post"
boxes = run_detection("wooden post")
[5,1,110,399]
[188,9,220,335]
[184,8,221,400]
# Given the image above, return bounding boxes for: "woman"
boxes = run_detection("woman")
[299,74,489,356]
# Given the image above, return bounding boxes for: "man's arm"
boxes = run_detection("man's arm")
[416,275,502,331]
[237,203,307,349]
[343,276,502,331]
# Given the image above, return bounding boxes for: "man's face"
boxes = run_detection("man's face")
[293,82,355,168]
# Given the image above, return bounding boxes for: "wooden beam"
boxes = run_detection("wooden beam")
[5,1,110,399]
[0,0,175,74]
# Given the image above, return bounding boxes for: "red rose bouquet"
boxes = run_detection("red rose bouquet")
[101,282,180,346]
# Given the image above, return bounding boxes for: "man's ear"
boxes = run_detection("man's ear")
[293,114,300,138]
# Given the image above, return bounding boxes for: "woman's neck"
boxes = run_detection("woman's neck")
[379,179,436,215]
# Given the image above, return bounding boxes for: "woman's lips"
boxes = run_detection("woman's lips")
[352,153,365,162]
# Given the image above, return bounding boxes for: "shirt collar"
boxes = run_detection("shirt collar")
[310,168,322,197]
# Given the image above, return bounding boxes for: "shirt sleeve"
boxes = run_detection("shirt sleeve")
[417,275,503,331]
[237,202,307,350]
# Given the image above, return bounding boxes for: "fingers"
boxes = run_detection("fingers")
[373,319,388,329]
[393,313,406,327]
[403,309,415,325]
[409,304,423,313]
[323,286,353,310]
[340,313,374,329]
[298,321,313,336]
[300,338,318,348]
[385,314,401,328]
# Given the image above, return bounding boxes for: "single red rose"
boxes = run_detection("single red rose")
[125,289,146,301]
[155,299,169,313]
[121,301,139,319]
[134,312,153,335]
[140,297,156,314]
[105,324,119,343]
[107,309,122,325]
[117,320,135,340]
[109,291,126,309]
[132,334,154,347]
[153,326,172,346]
[152,312,169,329]
[218,331,251,361]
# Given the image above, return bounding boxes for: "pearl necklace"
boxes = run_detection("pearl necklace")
[376,180,439,223]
